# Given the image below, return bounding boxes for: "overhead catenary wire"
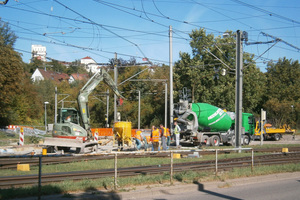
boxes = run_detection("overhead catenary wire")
[231,0,300,25]
[3,1,171,64]
[53,0,149,60]
[1,0,298,70]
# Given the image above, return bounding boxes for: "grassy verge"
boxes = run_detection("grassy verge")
[1,163,300,199]
[0,130,42,146]
[0,151,270,176]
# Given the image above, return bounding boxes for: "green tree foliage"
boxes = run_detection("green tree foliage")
[49,60,65,73]
[0,18,16,47]
[24,58,43,73]
[264,58,300,128]
[174,29,266,114]
[66,59,87,74]
[0,20,23,125]
[93,63,169,129]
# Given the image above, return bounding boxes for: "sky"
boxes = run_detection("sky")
[0,0,299,71]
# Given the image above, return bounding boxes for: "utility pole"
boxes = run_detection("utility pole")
[165,82,168,128]
[114,52,118,122]
[55,87,57,124]
[106,89,109,127]
[235,30,243,149]
[169,25,173,131]
[138,90,141,130]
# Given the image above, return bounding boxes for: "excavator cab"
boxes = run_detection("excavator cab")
[57,108,80,124]
[53,108,87,138]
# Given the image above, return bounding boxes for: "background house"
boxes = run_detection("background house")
[31,68,69,83]
[80,56,100,74]
[69,73,89,84]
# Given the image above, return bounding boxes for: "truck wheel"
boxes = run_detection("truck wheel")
[274,133,281,141]
[243,135,250,145]
[202,135,210,146]
[231,136,236,146]
[210,135,220,146]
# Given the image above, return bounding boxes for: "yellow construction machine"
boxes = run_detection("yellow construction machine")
[254,121,296,141]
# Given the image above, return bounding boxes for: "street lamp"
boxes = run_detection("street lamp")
[44,101,49,133]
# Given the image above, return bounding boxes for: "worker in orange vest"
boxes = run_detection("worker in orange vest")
[160,124,167,150]
[166,128,171,147]
[135,130,142,150]
[150,126,160,151]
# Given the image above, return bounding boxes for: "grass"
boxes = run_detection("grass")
[1,163,300,199]
[0,151,269,176]
[0,130,42,146]
[0,131,18,146]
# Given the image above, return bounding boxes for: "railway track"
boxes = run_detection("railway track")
[1,152,299,188]
[1,147,300,170]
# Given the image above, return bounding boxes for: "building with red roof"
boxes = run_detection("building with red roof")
[31,68,69,83]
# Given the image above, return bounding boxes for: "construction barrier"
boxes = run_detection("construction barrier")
[8,125,34,130]
[91,128,152,139]
[94,130,98,142]
[19,127,24,146]
[91,128,113,137]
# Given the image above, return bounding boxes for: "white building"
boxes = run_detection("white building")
[80,56,100,74]
[31,45,47,62]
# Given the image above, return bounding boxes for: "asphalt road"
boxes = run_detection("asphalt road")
[15,172,299,200]
[127,172,300,200]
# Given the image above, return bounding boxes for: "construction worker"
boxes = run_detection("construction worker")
[135,130,142,150]
[166,128,171,147]
[150,126,160,151]
[140,130,148,150]
[136,129,148,151]
[160,124,167,150]
[174,121,181,147]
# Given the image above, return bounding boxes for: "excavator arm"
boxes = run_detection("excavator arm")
[77,68,122,139]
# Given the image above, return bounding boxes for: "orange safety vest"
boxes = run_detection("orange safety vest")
[166,128,170,137]
[161,127,167,137]
[152,129,160,142]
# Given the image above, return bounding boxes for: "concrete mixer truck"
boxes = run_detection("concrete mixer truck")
[174,96,255,146]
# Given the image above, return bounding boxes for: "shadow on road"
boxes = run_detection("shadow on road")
[193,181,242,200]
[63,186,121,200]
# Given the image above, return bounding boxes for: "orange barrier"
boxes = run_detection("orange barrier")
[91,128,113,137]
[91,128,152,140]
[7,125,34,130]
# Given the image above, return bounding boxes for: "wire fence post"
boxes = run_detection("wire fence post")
[251,148,254,172]
[38,155,42,200]
[215,149,218,176]
[114,153,117,190]
[170,151,173,185]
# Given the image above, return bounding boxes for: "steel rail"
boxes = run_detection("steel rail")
[2,147,300,170]
[1,152,300,188]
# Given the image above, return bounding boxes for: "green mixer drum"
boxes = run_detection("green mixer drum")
[191,103,232,132]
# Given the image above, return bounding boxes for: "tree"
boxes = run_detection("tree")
[0,19,24,126]
[264,58,300,128]
[0,18,17,47]
[174,29,266,114]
